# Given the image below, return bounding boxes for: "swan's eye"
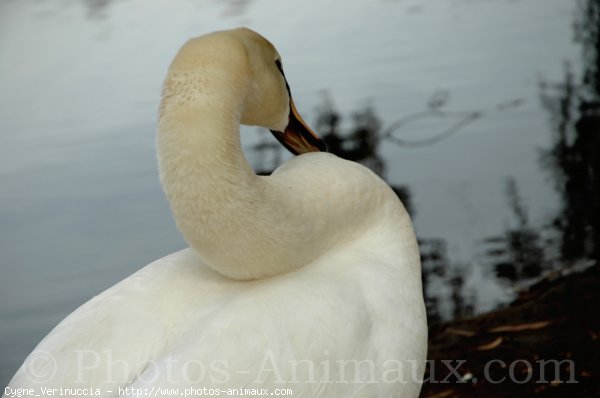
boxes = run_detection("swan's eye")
[275,59,285,76]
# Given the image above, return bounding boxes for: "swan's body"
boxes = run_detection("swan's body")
[5,28,427,397]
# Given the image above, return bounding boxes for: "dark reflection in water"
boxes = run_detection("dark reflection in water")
[486,177,548,281]
[84,0,111,19]
[81,0,257,19]
[539,0,600,265]
[220,0,256,17]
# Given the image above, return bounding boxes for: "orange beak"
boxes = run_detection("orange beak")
[270,97,327,155]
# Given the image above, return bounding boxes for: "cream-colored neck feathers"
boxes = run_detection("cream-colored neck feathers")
[156,29,388,280]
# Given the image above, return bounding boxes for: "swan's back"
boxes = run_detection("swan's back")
[8,253,425,397]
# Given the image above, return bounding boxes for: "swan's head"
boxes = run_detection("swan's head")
[233,28,327,155]
[168,27,326,155]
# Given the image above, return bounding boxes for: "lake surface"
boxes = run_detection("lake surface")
[0,0,580,387]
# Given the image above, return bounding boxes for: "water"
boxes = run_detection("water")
[0,0,579,387]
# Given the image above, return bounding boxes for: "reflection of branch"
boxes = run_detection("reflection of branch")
[382,109,482,148]
[382,91,526,148]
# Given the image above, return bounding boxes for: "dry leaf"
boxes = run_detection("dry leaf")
[489,320,551,333]
[427,390,455,398]
[446,327,476,337]
[476,336,503,351]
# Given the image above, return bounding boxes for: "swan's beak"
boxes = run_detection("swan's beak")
[270,98,326,155]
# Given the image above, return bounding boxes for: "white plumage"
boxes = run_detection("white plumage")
[6,28,427,397]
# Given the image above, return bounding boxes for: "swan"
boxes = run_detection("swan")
[4,28,427,397]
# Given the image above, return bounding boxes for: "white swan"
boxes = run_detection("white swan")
[5,28,427,397]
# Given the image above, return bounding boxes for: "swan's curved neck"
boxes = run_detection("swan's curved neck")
[157,64,323,280]
[157,70,256,276]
